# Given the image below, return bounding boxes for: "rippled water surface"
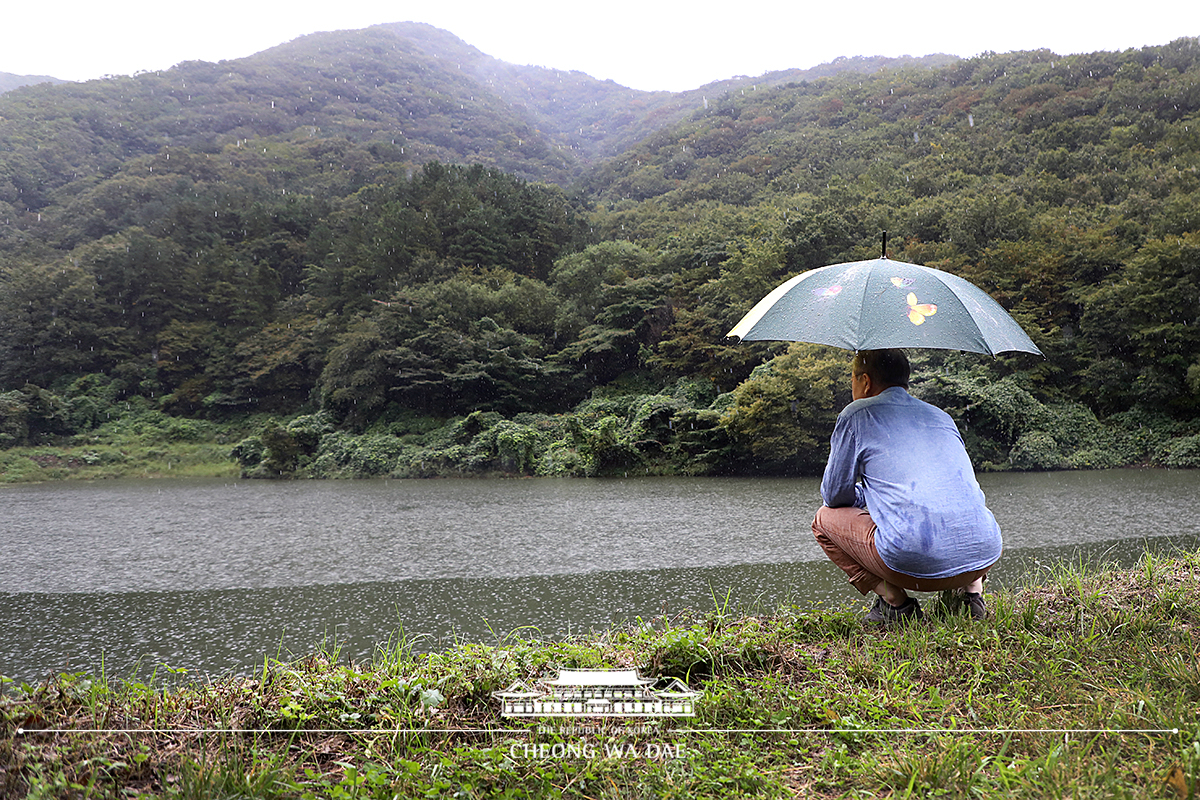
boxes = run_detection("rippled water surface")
[3,471,1198,683]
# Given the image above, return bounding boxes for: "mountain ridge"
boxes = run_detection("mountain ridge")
[0,20,960,194]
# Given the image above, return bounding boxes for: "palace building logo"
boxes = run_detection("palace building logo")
[493,668,698,718]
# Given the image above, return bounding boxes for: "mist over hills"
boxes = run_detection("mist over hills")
[373,22,959,164]
[0,73,63,94]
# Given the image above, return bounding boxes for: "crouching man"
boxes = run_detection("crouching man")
[812,349,1001,624]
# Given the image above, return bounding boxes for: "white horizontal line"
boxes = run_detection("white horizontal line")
[18,726,1181,736]
[693,728,1182,735]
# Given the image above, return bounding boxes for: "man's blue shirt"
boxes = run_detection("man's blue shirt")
[820,386,1002,579]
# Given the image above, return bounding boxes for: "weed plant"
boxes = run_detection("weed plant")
[3,550,1199,798]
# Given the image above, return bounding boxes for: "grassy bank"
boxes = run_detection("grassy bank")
[0,403,250,482]
[3,550,1200,798]
[0,443,240,482]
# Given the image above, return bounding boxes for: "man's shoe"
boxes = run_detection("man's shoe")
[936,588,989,620]
[864,596,923,626]
[960,591,987,620]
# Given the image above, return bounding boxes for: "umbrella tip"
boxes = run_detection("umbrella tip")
[881,231,888,259]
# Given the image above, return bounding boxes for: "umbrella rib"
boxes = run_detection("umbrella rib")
[726,270,813,340]
[942,274,1014,356]
[851,260,878,352]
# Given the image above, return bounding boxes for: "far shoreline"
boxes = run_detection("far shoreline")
[0,440,1185,485]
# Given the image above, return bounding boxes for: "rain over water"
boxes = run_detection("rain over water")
[2,470,1198,683]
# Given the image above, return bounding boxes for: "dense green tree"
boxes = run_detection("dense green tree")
[226,307,330,411]
[548,241,654,337]
[719,345,851,474]
[0,257,115,386]
[1077,231,1200,415]
[555,272,673,387]
[318,298,574,427]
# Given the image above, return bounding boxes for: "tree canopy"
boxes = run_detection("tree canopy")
[2,30,1200,477]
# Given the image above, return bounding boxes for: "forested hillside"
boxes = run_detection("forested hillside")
[1,27,1199,480]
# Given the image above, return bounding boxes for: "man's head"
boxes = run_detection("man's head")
[851,349,910,400]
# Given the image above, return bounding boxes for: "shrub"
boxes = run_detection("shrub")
[918,373,1044,446]
[257,424,302,475]
[0,390,29,448]
[307,431,356,477]
[1164,435,1200,468]
[1037,403,1108,452]
[348,434,406,476]
[286,412,335,450]
[1065,447,1125,470]
[536,440,589,476]
[628,393,684,451]
[161,417,217,442]
[0,384,74,446]
[667,408,731,476]
[672,378,718,407]
[719,344,848,474]
[1106,406,1190,465]
[231,436,265,467]
[492,421,544,473]
[304,430,405,478]
[64,395,106,432]
[572,414,640,475]
[1008,431,1065,470]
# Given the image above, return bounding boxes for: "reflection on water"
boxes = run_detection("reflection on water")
[2,471,1198,684]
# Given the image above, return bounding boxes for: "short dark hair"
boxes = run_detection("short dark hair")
[852,349,910,388]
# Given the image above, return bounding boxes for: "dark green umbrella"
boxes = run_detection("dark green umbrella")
[726,256,1042,356]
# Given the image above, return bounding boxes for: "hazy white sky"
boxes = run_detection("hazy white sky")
[2,0,1195,92]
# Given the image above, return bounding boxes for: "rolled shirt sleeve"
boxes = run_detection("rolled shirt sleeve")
[820,412,864,508]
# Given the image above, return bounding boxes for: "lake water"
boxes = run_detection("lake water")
[2,470,1198,684]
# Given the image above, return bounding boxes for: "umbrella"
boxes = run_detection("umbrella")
[726,256,1042,356]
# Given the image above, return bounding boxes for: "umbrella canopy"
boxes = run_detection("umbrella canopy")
[726,257,1042,356]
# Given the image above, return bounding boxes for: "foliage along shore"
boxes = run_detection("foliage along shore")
[2,548,1199,798]
[2,354,1200,484]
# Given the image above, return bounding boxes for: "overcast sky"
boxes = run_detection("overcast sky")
[2,0,1195,92]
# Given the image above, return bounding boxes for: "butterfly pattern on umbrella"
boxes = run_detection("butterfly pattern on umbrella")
[905,292,937,325]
